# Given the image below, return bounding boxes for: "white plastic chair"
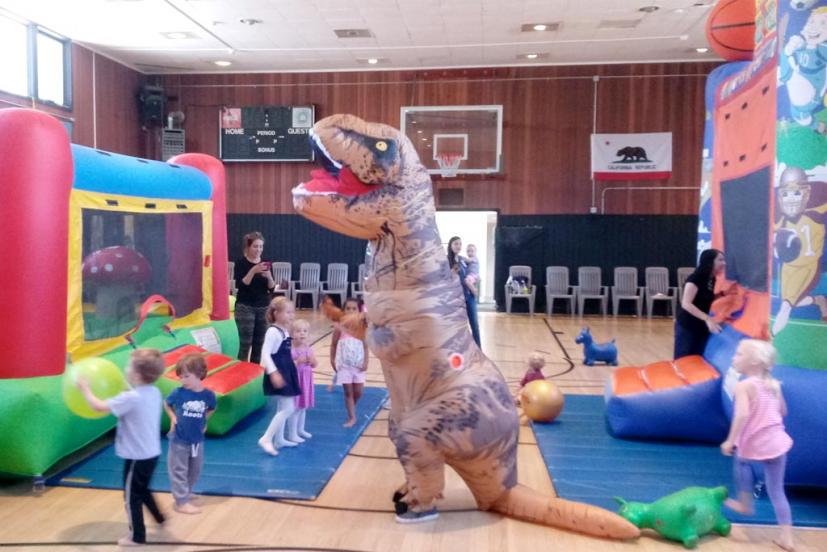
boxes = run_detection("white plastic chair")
[611,267,643,317]
[645,266,678,318]
[545,266,575,316]
[270,262,293,298]
[577,266,608,316]
[504,265,537,315]
[321,263,349,307]
[677,267,694,295]
[292,263,321,310]
[351,263,366,300]
[228,261,237,296]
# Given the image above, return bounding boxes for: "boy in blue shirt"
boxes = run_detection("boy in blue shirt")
[78,349,166,546]
[163,353,216,514]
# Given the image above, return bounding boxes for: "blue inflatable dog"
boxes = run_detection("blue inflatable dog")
[575,327,618,366]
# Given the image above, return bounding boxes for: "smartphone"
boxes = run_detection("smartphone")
[261,261,271,271]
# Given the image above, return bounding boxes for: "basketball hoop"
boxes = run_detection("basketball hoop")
[436,152,462,178]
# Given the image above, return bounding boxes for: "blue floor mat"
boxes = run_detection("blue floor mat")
[533,394,827,528]
[48,385,387,500]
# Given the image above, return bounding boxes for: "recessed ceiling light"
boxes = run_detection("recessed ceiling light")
[214,60,232,67]
[161,31,197,40]
[421,138,428,141]
[674,8,686,14]
[357,57,387,65]
[417,130,423,134]
[679,34,689,41]
[518,53,548,60]
[521,22,560,32]
[239,18,262,26]
[639,5,660,13]
[695,47,709,53]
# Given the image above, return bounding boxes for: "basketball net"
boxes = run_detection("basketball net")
[436,153,462,178]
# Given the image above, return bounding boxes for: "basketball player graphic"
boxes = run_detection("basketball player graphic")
[773,166,827,336]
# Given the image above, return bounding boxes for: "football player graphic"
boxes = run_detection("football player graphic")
[773,166,827,336]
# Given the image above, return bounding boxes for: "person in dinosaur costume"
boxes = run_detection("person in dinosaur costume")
[292,114,639,539]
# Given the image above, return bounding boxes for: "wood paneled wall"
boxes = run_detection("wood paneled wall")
[162,62,718,215]
[0,44,145,157]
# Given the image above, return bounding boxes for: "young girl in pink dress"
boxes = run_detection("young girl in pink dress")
[720,339,795,552]
[290,319,316,440]
[330,298,369,428]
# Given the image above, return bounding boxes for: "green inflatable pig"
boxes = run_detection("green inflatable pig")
[615,486,731,549]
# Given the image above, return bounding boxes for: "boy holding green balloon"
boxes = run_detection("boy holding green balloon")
[77,348,166,547]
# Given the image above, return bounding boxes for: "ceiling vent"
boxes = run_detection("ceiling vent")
[136,63,193,73]
[598,19,642,29]
[334,28,373,38]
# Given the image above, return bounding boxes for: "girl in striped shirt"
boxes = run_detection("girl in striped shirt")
[720,339,794,551]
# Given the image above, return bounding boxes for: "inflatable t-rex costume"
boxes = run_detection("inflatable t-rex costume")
[292,114,638,539]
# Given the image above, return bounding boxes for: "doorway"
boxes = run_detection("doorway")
[434,210,498,304]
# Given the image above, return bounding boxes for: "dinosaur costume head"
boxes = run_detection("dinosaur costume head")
[291,115,638,540]
[293,114,429,241]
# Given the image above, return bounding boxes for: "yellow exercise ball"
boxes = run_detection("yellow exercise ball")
[520,380,564,423]
[62,357,128,419]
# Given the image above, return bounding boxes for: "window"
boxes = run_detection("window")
[0,14,29,97]
[36,30,68,105]
[0,12,72,108]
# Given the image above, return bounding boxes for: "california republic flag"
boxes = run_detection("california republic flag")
[591,133,672,180]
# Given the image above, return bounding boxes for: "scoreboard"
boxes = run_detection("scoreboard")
[219,105,315,162]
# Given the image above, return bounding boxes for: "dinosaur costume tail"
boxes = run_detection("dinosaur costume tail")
[491,484,640,540]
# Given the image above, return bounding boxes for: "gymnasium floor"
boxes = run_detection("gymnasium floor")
[0,312,824,551]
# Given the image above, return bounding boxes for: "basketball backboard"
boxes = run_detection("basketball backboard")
[400,105,503,176]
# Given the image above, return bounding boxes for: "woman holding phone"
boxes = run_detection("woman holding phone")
[234,231,275,363]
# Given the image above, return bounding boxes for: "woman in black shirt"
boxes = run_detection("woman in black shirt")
[674,248,726,359]
[234,231,275,363]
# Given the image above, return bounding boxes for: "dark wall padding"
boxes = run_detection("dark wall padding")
[494,215,699,311]
[227,214,368,283]
[228,214,697,312]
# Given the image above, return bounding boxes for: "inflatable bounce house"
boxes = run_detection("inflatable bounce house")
[606,0,827,487]
[0,108,264,478]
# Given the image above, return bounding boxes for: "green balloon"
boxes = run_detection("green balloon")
[62,357,128,419]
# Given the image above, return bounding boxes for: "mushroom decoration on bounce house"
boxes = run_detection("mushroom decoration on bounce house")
[605,0,827,488]
[0,108,265,478]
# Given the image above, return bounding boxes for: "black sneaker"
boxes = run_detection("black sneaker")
[392,491,408,516]
[395,508,439,524]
